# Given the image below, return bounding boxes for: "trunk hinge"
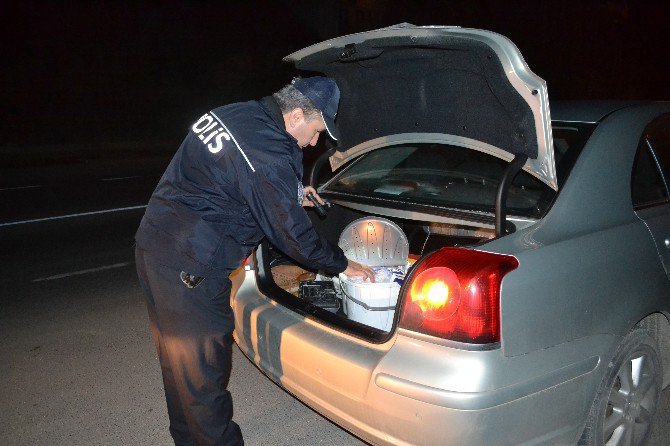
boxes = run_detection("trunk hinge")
[495,154,528,237]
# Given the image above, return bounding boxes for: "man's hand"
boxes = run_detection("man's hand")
[343,259,375,283]
[302,186,324,207]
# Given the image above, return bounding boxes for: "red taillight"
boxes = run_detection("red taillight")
[399,247,518,344]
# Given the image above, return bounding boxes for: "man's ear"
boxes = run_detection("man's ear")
[287,108,304,128]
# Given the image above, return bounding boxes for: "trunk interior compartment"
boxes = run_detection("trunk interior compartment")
[255,205,494,341]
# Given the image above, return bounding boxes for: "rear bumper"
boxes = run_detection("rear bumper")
[232,271,607,446]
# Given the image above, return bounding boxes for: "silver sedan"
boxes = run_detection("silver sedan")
[232,25,670,446]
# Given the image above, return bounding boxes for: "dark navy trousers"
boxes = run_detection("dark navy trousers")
[135,248,244,446]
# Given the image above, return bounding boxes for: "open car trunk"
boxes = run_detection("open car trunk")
[255,204,494,342]
[255,24,561,341]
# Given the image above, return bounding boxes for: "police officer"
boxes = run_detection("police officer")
[135,76,374,445]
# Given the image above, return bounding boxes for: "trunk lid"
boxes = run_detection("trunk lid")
[285,24,556,190]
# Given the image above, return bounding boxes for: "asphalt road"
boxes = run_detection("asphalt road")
[0,157,365,446]
[1,155,668,445]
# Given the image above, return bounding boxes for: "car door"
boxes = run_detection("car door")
[632,114,670,279]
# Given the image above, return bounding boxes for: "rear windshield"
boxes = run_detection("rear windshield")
[324,124,594,218]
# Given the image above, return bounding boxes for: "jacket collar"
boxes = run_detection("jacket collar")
[260,96,302,158]
[261,96,290,132]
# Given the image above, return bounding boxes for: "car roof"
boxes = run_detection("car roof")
[550,101,650,123]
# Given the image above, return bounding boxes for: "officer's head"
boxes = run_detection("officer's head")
[274,77,340,148]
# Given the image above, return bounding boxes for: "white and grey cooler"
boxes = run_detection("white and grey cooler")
[337,217,409,332]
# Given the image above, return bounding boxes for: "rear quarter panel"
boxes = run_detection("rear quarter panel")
[486,103,670,357]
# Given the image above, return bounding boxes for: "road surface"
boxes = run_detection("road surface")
[0,156,365,445]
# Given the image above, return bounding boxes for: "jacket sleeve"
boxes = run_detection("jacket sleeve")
[238,161,348,275]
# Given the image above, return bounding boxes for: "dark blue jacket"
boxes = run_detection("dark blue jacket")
[136,97,347,278]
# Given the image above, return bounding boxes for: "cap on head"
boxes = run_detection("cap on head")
[292,76,341,141]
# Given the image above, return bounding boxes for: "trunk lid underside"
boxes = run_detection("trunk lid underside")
[286,24,556,190]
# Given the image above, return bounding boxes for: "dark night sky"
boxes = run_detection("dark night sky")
[3,0,670,147]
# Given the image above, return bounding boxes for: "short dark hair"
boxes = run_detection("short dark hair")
[273,79,321,122]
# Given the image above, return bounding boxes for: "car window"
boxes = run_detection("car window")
[646,115,670,181]
[631,115,670,209]
[631,143,668,208]
[324,124,593,218]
